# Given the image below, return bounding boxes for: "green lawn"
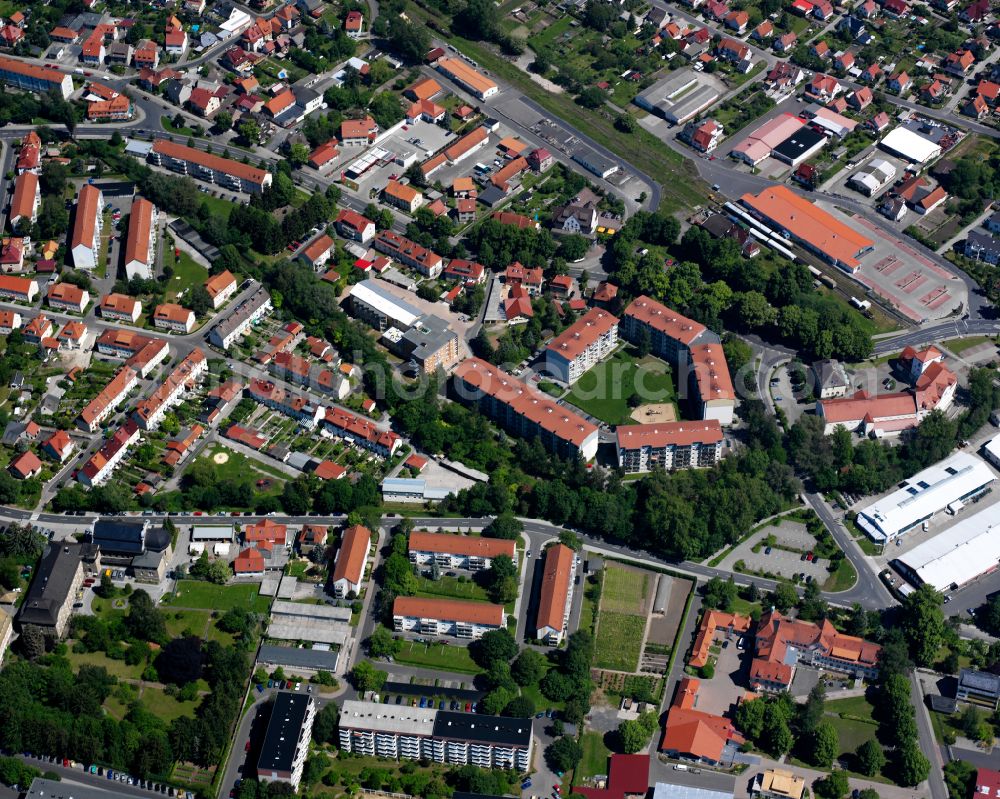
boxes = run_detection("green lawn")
[825,695,879,754]
[166,251,208,304]
[823,558,858,593]
[198,193,236,221]
[944,336,996,355]
[139,686,201,723]
[393,641,480,674]
[566,350,676,425]
[593,611,646,672]
[574,731,612,782]
[413,574,492,603]
[164,608,212,638]
[68,650,145,680]
[163,580,272,613]
[527,15,573,50]
[161,114,199,137]
[601,565,648,614]
[205,444,289,482]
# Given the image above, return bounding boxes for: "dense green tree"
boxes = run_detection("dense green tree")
[855,739,886,777]
[511,649,545,686]
[900,584,945,666]
[808,722,839,768]
[702,577,737,612]
[350,662,387,694]
[812,771,849,799]
[545,736,583,771]
[471,628,518,669]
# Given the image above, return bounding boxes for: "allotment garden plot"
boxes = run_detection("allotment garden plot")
[593,563,651,672]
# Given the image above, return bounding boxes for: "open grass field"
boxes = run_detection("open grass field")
[823,558,858,593]
[139,686,202,723]
[601,565,649,615]
[825,695,879,754]
[198,193,235,221]
[593,611,646,672]
[944,336,996,355]
[413,574,492,603]
[166,250,208,304]
[68,650,146,680]
[393,641,480,674]
[163,580,272,613]
[574,731,612,783]
[566,351,676,425]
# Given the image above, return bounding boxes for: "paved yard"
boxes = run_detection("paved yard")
[693,642,749,717]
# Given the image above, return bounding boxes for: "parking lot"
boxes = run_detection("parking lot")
[717,519,830,583]
[816,201,967,322]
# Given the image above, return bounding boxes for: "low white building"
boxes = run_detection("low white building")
[393,596,505,639]
[856,452,996,542]
[894,504,1000,592]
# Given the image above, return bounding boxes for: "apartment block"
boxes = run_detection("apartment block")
[373,230,443,278]
[77,367,139,432]
[100,293,142,323]
[0,275,38,303]
[408,530,516,570]
[124,197,158,280]
[339,700,532,771]
[544,308,619,384]
[9,171,40,229]
[535,544,575,645]
[332,524,370,597]
[452,358,598,461]
[153,303,196,333]
[150,139,273,194]
[322,407,401,458]
[209,286,272,349]
[47,282,90,314]
[77,419,141,486]
[205,270,237,309]
[0,56,73,99]
[133,348,207,430]
[70,184,104,270]
[257,692,316,791]
[620,295,708,363]
[616,420,724,473]
[95,330,168,376]
[393,596,505,639]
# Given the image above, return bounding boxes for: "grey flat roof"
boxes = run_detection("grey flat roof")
[191,524,235,540]
[398,315,457,363]
[634,72,720,124]
[652,782,735,799]
[271,600,352,622]
[268,621,349,646]
[571,146,618,177]
[340,699,438,735]
[258,644,341,671]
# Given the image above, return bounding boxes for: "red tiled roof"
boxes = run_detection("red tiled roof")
[332,524,370,584]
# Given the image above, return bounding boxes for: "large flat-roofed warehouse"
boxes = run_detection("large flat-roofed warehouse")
[856,451,996,542]
[893,504,1000,592]
[634,72,721,125]
[879,126,942,165]
[740,185,874,271]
